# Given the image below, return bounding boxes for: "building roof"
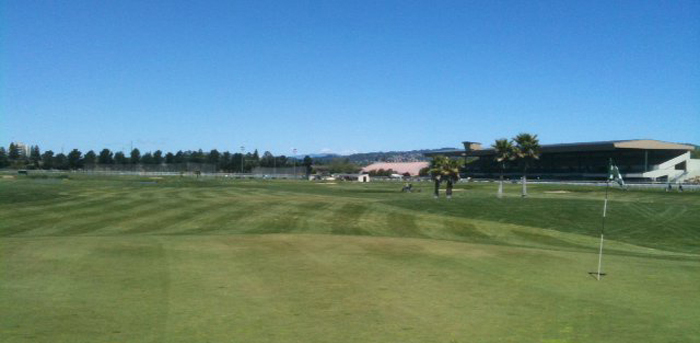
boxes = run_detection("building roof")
[424,139,694,157]
[361,162,430,176]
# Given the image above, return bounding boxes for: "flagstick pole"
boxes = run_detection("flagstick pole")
[597,181,609,281]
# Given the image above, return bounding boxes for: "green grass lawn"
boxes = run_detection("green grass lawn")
[1,175,699,342]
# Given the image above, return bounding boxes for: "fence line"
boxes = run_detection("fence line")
[4,169,699,191]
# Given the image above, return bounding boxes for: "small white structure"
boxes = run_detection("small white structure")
[335,173,370,182]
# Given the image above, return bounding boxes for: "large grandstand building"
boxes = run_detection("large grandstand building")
[425,139,699,182]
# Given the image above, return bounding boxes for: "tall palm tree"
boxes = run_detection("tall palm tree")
[444,158,461,199]
[492,138,515,198]
[513,133,541,197]
[429,155,461,199]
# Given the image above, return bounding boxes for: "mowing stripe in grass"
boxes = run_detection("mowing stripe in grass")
[0,191,121,222]
[134,198,257,235]
[52,197,170,236]
[172,201,266,235]
[13,189,180,236]
[438,218,494,243]
[0,195,140,236]
[385,211,421,237]
[236,201,295,234]
[329,203,371,236]
[121,201,224,234]
[245,200,325,234]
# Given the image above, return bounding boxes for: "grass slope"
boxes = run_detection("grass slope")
[1,175,699,343]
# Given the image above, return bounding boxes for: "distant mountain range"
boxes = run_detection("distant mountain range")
[301,148,459,165]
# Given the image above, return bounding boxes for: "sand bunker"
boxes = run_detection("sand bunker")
[544,190,571,194]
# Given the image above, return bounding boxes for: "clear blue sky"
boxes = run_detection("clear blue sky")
[1,0,698,155]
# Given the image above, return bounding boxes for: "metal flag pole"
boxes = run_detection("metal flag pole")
[596,179,609,281]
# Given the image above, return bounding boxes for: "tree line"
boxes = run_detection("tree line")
[0,143,316,173]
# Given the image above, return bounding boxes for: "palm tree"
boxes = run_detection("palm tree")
[513,133,541,197]
[429,155,461,199]
[492,138,515,198]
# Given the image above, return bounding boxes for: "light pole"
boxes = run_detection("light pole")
[292,148,297,179]
[240,146,245,174]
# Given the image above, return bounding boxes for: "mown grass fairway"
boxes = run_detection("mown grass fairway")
[1,175,699,342]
